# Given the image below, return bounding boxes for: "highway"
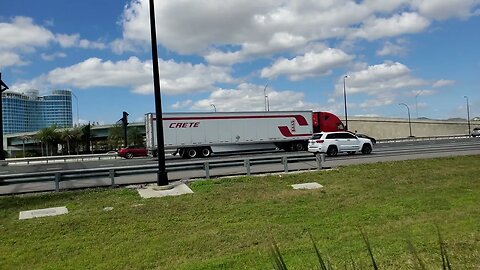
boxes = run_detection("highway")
[1,137,479,195]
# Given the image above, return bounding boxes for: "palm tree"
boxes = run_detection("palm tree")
[34,124,59,156]
[59,129,74,155]
[70,126,83,155]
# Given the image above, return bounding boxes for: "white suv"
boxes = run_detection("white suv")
[308,131,373,156]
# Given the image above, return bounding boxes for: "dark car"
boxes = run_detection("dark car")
[356,134,376,144]
[117,146,148,159]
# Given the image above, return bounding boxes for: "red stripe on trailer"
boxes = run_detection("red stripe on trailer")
[277,126,311,137]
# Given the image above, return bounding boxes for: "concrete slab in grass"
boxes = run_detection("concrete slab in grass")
[137,183,193,198]
[19,206,68,220]
[291,182,323,190]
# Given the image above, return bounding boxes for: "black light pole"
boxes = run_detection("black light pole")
[149,0,168,186]
[343,75,349,130]
[464,96,471,136]
[0,73,9,160]
[399,103,413,137]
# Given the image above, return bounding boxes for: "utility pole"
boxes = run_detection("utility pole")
[122,111,129,147]
[149,0,168,185]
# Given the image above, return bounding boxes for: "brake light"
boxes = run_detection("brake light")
[316,140,324,143]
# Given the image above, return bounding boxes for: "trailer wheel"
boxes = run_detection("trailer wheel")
[293,142,305,151]
[201,147,212,157]
[186,148,198,158]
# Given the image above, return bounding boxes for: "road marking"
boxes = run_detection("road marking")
[99,164,115,167]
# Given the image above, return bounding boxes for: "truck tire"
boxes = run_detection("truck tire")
[201,147,212,157]
[186,148,198,158]
[326,146,338,157]
[292,142,305,151]
[361,144,372,154]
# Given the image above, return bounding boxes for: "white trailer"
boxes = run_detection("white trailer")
[145,111,315,158]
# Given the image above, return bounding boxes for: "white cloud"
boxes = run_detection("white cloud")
[0,16,54,51]
[432,79,455,88]
[44,57,234,95]
[115,0,479,63]
[410,0,480,20]
[377,40,408,56]
[261,48,354,80]
[0,51,28,68]
[337,61,428,96]
[189,83,326,112]
[353,12,430,41]
[41,52,67,61]
[56,33,106,49]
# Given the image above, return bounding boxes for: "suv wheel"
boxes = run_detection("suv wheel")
[126,152,134,159]
[326,146,338,157]
[361,144,372,154]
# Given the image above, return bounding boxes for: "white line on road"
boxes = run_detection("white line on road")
[45,167,62,171]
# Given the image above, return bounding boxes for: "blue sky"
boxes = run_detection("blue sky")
[1,0,479,125]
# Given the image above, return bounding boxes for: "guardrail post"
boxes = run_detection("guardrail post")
[315,153,325,170]
[109,169,116,187]
[204,161,210,179]
[54,172,61,192]
[282,156,288,172]
[244,159,251,176]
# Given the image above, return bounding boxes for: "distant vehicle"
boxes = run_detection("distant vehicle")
[356,133,376,144]
[145,111,345,158]
[117,146,148,159]
[308,131,373,157]
[472,127,480,137]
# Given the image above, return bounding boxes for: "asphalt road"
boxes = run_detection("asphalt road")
[1,137,479,195]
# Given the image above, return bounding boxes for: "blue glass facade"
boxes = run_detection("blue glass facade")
[1,89,73,134]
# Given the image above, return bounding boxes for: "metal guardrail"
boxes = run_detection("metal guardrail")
[3,135,471,165]
[4,153,120,165]
[0,153,326,194]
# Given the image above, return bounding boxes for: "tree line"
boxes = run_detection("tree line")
[17,124,144,157]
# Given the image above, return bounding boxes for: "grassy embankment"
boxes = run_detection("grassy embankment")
[1,155,479,269]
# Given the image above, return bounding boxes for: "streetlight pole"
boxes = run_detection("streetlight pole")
[148,0,168,186]
[464,96,471,136]
[263,83,268,112]
[71,92,80,125]
[211,104,216,112]
[343,75,349,130]
[415,90,423,119]
[0,72,9,161]
[399,103,413,137]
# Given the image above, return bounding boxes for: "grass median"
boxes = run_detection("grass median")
[1,155,479,269]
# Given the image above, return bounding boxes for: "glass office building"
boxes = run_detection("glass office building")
[1,89,73,134]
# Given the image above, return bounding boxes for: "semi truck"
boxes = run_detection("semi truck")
[145,111,345,158]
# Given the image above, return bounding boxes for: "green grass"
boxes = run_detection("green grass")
[1,155,479,269]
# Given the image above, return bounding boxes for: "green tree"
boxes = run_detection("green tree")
[128,127,144,146]
[59,129,74,155]
[108,125,123,150]
[34,124,59,156]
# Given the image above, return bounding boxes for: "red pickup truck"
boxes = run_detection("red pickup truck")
[117,146,148,159]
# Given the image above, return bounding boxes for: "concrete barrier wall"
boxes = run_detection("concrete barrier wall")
[347,117,480,139]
